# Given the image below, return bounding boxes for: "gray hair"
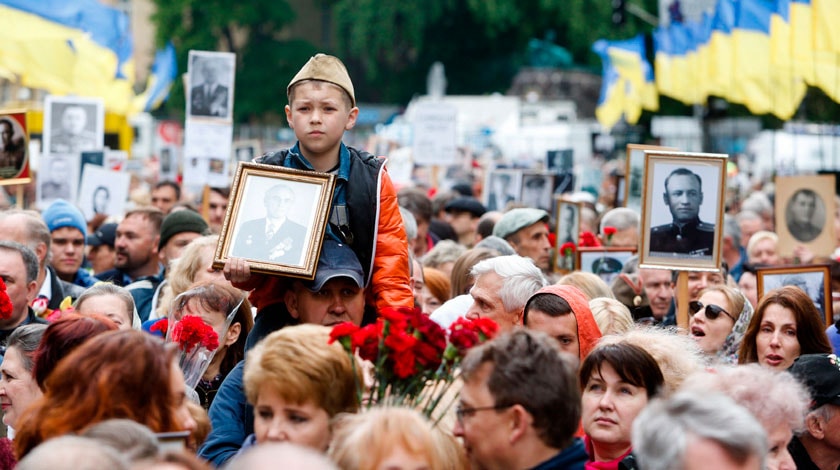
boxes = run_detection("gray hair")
[599,207,639,234]
[81,419,160,463]
[399,206,418,242]
[0,240,39,283]
[16,435,129,470]
[74,283,141,329]
[474,235,516,256]
[6,324,48,372]
[422,240,466,269]
[0,210,51,264]
[735,209,762,225]
[633,392,767,470]
[741,192,773,218]
[471,255,548,313]
[225,443,339,470]
[723,214,741,248]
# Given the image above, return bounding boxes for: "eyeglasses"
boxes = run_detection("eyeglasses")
[688,301,735,322]
[455,404,513,424]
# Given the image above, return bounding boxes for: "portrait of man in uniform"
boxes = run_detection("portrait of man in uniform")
[231,183,307,265]
[649,167,715,258]
[785,189,824,243]
[44,96,104,157]
[0,117,25,172]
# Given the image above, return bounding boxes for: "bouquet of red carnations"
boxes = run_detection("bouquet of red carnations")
[156,314,220,388]
[330,307,498,422]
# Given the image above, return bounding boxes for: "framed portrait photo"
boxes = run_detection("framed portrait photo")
[214,162,336,279]
[43,96,104,156]
[483,169,522,212]
[577,247,637,284]
[232,139,262,163]
[757,264,832,326]
[774,175,836,258]
[555,198,581,246]
[187,50,236,121]
[520,172,554,211]
[624,144,676,213]
[0,110,31,185]
[639,151,727,271]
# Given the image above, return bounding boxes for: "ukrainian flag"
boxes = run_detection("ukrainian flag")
[789,0,815,84]
[730,0,775,114]
[594,39,627,129]
[593,36,659,130]
[0,0,135,113]
[812,0,840,102]
[768,0,807,119]
[708,0,736,99]
[131,43,178,114]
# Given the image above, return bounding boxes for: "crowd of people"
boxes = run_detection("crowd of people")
[0,52,838,470]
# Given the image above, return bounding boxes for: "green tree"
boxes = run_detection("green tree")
[152,0,319,123]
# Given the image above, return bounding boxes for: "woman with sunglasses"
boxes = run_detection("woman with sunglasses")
[688,285,752,362]
[738,286,832,370]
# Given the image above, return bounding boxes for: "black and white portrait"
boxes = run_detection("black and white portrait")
[188,51,235,120]
[43,96,104,155]
[520,173,554,211]
[759,267,829,323]
[0,115,26,178]
[625,145,674,213]
[484,169,521,212]
[92,186,110,214]
[76,165,130,220]
[160,147,173,173]
[785,189,826,243]
[38,154,80,208]
[641,152,727,270]
[580,250,636,285]
[546,149,573,172]
[556,202,580,245]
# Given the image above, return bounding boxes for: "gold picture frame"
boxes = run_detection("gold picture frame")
[213,162,336,279]
[0,110,31,186]
[554,198,581,272]
[774,174,836,259]
[639,150,727,271]
[757,264,833,326]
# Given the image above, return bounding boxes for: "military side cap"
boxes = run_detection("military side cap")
[493,208,549,240]
[288,54,356,107]
[444,197,486,218]
[788,353,840,409]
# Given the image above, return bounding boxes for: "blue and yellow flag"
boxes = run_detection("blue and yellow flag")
[812,0,840,102]
[593,35,659,130]
[131,43,178,114]
[0,0,135,113]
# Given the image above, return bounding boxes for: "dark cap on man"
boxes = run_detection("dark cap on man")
[493,208,550,240]
[86,223,117,248]
[444,197,487,218]
[158,210,210,250]
[303,239,365,292]
[788,353,840,409]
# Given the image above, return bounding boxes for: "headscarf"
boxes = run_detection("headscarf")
[716,290,754,364]
[526,284,603,360]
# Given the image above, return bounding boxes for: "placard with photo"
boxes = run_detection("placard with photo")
[43,96,104,156]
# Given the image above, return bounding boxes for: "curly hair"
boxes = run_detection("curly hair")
[14,330,185,458]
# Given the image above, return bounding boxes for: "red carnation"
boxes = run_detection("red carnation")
[560,242,576,256]
[449,328,479,353]
[351,322,382,362]
[384,329,417,353]
[379,306,411,329]
[579,231,601,247]
[391,349,418,379]
[470,318,499,340]
[150,318,169,335]
[0,278,12,320]
[603,226,617,236]
[329,322,359,348]
[172,315,219,354]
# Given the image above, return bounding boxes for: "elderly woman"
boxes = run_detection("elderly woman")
[169,281,253,409]
[0,324,47,430]
[688,284,753,362]
[589,298,634,336]
[747,230,781,266]
[241,324,359,452]
[329,407,465,470]
[154,235,230,320]
[738,286,832,370]
[13,330,197,458]
[580,343,664,469]
[682,364,810,470]
[74,283,140,330]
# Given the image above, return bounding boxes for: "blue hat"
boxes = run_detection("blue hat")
[43,199,87,238]
[304,239,365,292]
[87,223,117,248]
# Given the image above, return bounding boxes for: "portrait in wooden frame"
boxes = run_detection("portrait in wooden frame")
[757,264,832,326]
[639,150,727,271]
[214,162,336,279]
[0,110,31,185]
[774,174,836,259]
[624,144,676,213]
[577,247,637,284]
[554,198,581,272]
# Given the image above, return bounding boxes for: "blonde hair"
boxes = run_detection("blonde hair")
[155,235,219,318]
[589,298,634,336]
[243,324,359,417]
[698,284,745,322]
[598,326,705,394]
[329,407,465,470]
[746,230,778,260]
[557,272,615,300]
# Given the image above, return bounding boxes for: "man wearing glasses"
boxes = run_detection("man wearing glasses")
[453,329,587,470]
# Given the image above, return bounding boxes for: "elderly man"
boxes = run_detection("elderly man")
[232,183,307,264]
[465,255,548,331]
[493,208,552,271]
[0,210,84,312]
[454,329,587,470]
[599,207,640,248]
[0,241,46,345]
[637,267,674,323]
[633,392,767,470]
[650,168,715,256]
[787,354,840,470]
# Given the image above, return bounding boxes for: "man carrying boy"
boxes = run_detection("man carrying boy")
[224,54,412,346]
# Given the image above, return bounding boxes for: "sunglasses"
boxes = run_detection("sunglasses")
[689,301,736,322]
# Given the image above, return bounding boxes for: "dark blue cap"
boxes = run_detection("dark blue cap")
[304,239,365,291]
[86,223,117,248]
